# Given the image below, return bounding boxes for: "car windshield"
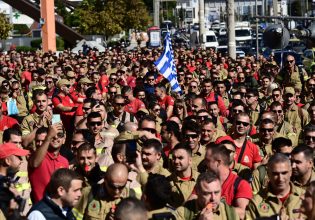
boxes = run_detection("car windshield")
[206,36,216,42]
[236,30,251,37]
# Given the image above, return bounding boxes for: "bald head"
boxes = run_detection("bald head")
[124,122,138,132]
[106,163,129,182]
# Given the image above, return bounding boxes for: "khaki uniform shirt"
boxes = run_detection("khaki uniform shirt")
[284,104,309,137]
[251,165,269,195]
[210,129,227,143]
[175,199,239,220]
[249,104,261,126]
[148,206,176,219]
[192,145,206,172]
[275,121,298,147]
[21,112,50,136]
[168,169,199,208]
[221,93,230,109]
[292,169,315,190]
[137,162,171,186]
[246,183,305,220]
[16,95,28,117]
[73,184,131,220]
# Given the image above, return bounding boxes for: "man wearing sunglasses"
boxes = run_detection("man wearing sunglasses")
[229,113,262,170]
[28,123,68,204]
[74,163,131,220]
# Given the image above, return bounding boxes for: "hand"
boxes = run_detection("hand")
[138,130,157,140]
[47,123,63,139]
[129,151,145,173]
[199,206,214,220]
[280,208,289,220]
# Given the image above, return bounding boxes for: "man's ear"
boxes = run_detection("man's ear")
[57,186,65,197]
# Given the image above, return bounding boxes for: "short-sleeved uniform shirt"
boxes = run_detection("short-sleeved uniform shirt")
[233,138,262,169]
[124,98,145,114]
[158,95,174,110]
[29,151,69,203]
[221,171,253,206]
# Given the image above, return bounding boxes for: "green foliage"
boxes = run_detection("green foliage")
[31,37,65,51]
[13,24,30,35]
[15,46,36,52]
[73,0,150,37]
[0,12,13,40]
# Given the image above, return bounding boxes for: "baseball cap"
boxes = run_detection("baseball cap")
[284,87,295,95]
[66,71,76,78]
[79,77,93,84]
[215,136,235,145]
[57,79,70,88]
[0,143,29,159]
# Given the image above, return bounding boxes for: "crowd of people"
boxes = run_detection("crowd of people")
[1,45,315,220]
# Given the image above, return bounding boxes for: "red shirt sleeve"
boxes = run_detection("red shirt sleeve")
[235,179,253,200]
[166,96,175,106]
[252,143,263,163]
[217,96,227,116]
[138,99,146,109]
[52,96,62,108]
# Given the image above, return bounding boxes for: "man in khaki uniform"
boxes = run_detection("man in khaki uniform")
[246,153,305,220]
[133,138,170,186]
[291,145,315,190]
[21,90,51,148]
[270,101,298,146]
[200,119,226,146]
[283,87,309,138]
[168,144,199,208]
[245,88,262,126]
[73,164,132,220]
[175,171,239,220]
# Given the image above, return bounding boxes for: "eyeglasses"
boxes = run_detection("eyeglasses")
[260,128,274,133]
[309,84,315,88]
[115,102,125,107]
[89,121,102,126]
[272,94,280,97]
[83,107,91,111]
[272,110,283,114]
[246,95,254,98]
[287,60,295,63]
[238,77,245,80]
[190,86,197,88]
[110,78,117,81]
[185,77,192,80]
[305,136,315,141]
[153,108,161,112]
[109,91,117,95]
[184,134,199,139]
[65,85,71,88]
[46,81,53,84]
[147,78,155,81]
[236,120,250,127]
[141,128,157,134]
[175,105,183,109]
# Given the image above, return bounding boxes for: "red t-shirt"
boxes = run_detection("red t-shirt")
[205,92,227,116]
[234,138,262,169]
[124,98,145,114]
[29,151,69,203]
[221,171,253,205]
[158,95,174,110]
[0,115,18,131]
[70,92,86,116]
[127,76,136,88]
[52,94,76,131]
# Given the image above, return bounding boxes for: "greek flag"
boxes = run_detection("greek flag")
[154,32,181,92]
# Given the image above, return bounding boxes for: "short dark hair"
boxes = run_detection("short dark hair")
[182,120,201,135]
[121,85,132,94]
[195,171,219,192]
[47,168,82,197]
[85,86,98,98]
[115,197,147,220]
[3,128,21,142]
[36,126,49,136]
[87,112,102,122]
[291,145,314,161]
[74,129,95,146]
[172,143,192,156]
[111,143,127,162]
[161,120,181,141]
[144,174,172,209]
[142,139,162,153]
[209,144,230,166]
[76,142,96,156]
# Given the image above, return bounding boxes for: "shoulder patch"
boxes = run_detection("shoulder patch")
[88,200,100,213]
[258,202,270,213]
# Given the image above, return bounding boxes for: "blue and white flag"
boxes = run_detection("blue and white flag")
[154,32,181,92]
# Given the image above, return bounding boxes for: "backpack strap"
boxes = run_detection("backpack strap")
[233,176,242,199]
[237,139,247,164]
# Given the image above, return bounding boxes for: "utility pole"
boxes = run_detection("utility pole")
[273,0,278,16]
[154,0,160,27]
[199,0,205,49]
[255,0,259,58]
[227,0,236,59]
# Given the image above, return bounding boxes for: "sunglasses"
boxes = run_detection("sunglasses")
[184,134,199,139]
[305,136,315,141]
[287,60,294,63]
[64,85,71,88]
[107,181,126,191]
[272,94,280,97]
[89,121,102,126]
[57,132,65,138]
[110,78,117,81]
[185,77,192,80]
[83,107,91,111]
[260,128,274,133]
[109,92,117,95]
[246,95,254,98]
[153,108,161,112]
[115,102,125,107]
[190,86,197,88]
[175,106,183,109]
[141,128,156,134]
[272,110,283,114]
[233,109,243,113]
[46,81,53,84]
[148,78,155,81]
[236,120,250,127]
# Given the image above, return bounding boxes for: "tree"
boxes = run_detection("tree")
[72,0,150,37]
[0,12,13,40]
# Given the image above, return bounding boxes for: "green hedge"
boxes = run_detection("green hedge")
[16,46,37,52]
[31,37,65,50]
